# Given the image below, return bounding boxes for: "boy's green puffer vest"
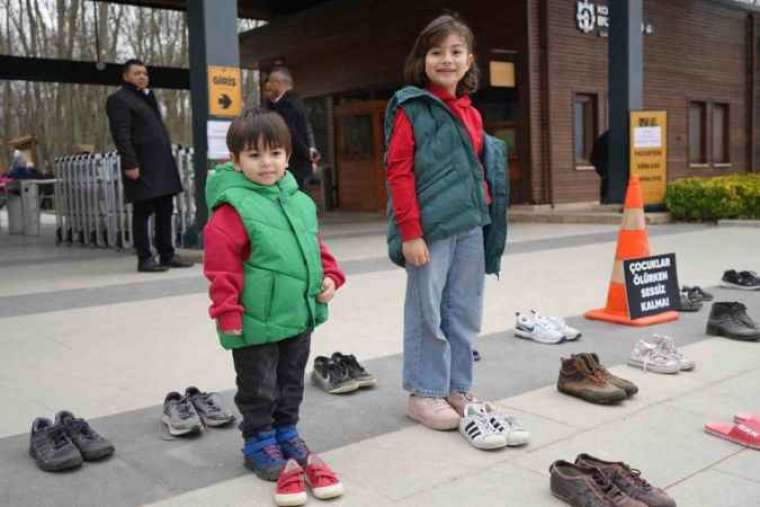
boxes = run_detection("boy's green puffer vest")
[384,86,509,275]
[206,163,327,349]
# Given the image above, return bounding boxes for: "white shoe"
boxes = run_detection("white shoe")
[627,339,681,374]
[533,311,582,341]
[459,403,508,450]
[514,312,565,344]
[651,334,695,371]
[481,402,530,446]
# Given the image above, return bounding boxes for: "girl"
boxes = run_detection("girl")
[385,14,523,446]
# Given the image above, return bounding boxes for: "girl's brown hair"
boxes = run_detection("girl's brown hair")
[226,108,292,156]
[403,14,480,96]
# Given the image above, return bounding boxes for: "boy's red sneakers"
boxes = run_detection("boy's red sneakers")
[304,454,344,500]
[274,459,307,507]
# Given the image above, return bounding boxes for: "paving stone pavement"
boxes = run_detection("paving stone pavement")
[1,215,758,507]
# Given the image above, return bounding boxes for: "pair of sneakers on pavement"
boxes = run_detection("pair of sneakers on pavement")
[311,352,376,394]
[162,386,235,436]
[29,411,114,472]
[627,334,695,374]
[408,393,530,449]
[459,402,530,450]
[244,426,343,506]
[515,310,582,344]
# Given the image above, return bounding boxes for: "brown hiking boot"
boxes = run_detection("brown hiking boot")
[550,460,648,507]
[575,454,676,507]
[557,356,627,404]
[581,353,639,398]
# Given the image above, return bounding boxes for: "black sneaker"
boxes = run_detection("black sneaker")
[331,352,377,388]
[55,411,115,461]
[29,417,83,472]
[185,386,235,427]
[311,356,360,394]
[160,255,195,268]
[706,302,760,341]
[721,270,760,290]
[138,258,169,273]
[677,291,703,312]
[682,286,714,302]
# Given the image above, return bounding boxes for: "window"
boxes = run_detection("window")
[712,103,729,164]
[689,102,707,164]
[574,94,597,165]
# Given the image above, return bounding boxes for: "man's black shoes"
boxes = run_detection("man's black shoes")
[160,255,195,268]
[138,257,170,273]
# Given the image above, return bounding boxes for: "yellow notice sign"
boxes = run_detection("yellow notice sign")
[208,66,242,118]
[629,111,668,206]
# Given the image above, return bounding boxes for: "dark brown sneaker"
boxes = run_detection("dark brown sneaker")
[557,356,627,404]
[581,353,639,398]
[550,460,648,507]
[575,454,676,507]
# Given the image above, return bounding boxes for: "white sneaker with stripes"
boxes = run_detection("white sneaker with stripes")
[481,402,531,447]
[458,403,508,450]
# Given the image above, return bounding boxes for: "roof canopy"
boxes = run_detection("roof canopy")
[90,0,331,20]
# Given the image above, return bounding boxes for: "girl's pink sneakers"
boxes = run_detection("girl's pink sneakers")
[274,459,307,507]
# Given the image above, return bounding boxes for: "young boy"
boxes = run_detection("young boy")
[203,108,345,502]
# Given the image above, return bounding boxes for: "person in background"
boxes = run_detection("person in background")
[106,58,194,273]
[590,130,610,204]
[263,67,320,189]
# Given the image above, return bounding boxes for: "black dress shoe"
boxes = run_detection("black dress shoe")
[138,258,170,273]
[160,255,195,268]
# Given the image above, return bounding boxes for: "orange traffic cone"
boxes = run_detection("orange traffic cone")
[584,175,678,326]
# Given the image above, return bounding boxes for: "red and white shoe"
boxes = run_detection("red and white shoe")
[705,419,760,450]
[734,412,760,425]
[274,459,307,507]
[304,454,344,500]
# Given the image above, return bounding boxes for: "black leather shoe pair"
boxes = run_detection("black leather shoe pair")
[138,256,195,272]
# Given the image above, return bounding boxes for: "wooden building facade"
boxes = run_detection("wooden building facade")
[239,0,760,210]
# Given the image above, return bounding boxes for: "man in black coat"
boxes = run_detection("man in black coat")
[264,67,319,189]
[590,130,610,204]
[106,59,193,272]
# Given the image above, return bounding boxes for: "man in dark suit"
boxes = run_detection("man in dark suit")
[106,59,193,272]
[264,67,319,189]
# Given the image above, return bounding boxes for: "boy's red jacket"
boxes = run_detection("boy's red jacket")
[386,84,491,242]
[204,204,345,332]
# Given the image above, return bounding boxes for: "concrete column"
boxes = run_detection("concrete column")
[608,0,643,203]
[185,0,240,247]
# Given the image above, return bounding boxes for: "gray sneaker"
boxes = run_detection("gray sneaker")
[185,387,235,427]
[29,418,83,472]
[627,340,680,374]
[162,391,202,436]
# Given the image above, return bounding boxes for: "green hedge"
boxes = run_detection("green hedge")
[665,174,760,221]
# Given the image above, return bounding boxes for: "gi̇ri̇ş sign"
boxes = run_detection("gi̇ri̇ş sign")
[623,254,680,320]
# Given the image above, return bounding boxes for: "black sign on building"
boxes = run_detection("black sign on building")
[623,254,680,320]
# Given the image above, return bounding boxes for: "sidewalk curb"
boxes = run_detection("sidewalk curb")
[716,219,760,228]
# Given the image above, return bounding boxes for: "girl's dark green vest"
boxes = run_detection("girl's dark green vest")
[206,163,327,349]
[384,86,509,275]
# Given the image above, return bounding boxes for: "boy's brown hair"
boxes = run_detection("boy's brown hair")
[403,14,480,97]
[226,108,292,156]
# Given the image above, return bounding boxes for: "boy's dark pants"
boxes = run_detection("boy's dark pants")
[232,330,312,440]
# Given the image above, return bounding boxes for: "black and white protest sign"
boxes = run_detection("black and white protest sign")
[623,254,680,320]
